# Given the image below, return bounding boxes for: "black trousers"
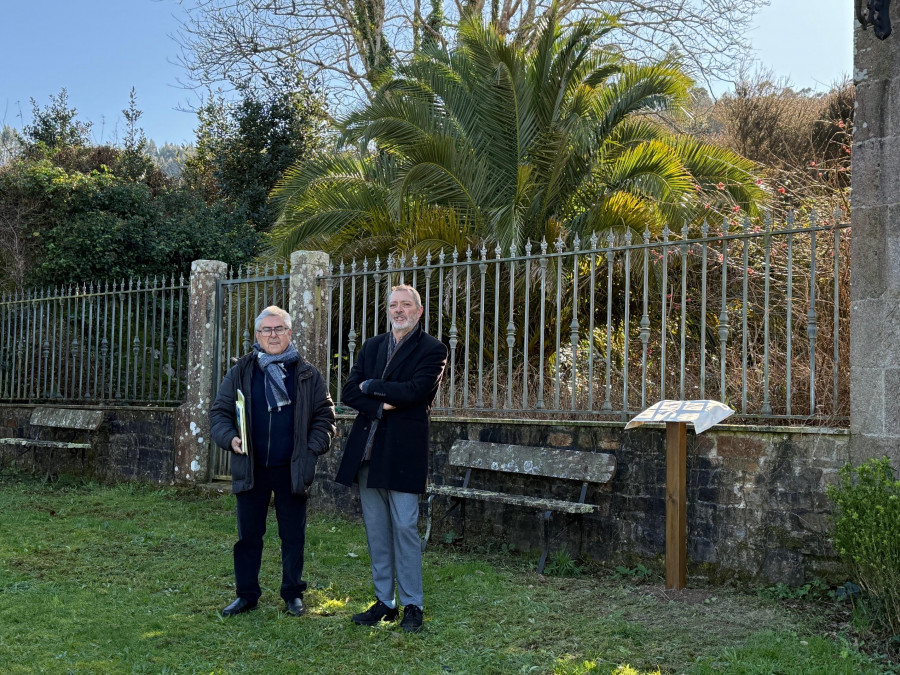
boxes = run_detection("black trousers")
[234,464,308,602]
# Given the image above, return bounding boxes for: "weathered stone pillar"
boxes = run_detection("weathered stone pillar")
[173,260,228,483]
[290,250,331,374]
[850,8,900,468]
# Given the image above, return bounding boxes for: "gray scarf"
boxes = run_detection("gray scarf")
[253,342,300,411]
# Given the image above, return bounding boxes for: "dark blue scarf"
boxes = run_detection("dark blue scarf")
[252,342,300,411]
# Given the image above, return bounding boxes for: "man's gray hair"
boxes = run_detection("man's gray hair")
[255,305,292,332]
[391,284,422,309]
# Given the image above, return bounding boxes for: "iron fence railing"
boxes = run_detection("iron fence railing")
[212,263,291,386]
[321,211,850,424]
[0,276,188,404]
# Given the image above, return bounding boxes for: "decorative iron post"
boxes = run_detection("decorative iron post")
[856,0,892,39]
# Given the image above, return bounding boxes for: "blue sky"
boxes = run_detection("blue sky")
[1,0,853,146]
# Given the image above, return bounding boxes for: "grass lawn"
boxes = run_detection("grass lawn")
[0,474,891,674]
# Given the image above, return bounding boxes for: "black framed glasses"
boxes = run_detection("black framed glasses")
[257,326,289,336]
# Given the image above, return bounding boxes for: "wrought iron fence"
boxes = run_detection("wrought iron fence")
[322,211,850,424]
[0,276,188,404]
[212,263,291,386]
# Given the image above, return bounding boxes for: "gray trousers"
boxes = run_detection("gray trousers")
[357,463,424,608]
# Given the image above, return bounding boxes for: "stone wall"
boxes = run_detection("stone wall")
[313,416,849,585]
[0,401,848,583]
[0,404,176,484]
[850,0,900,467]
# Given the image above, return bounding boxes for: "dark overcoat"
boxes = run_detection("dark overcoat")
[210,353,336,496]
[335,328,448,494]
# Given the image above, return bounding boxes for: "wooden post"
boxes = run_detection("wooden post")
[665,421,687,590]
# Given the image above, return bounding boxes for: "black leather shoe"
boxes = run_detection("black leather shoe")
[401,604,423,633]
[352,600,399,626]
[221,597,258,616]
[285,597,305,616]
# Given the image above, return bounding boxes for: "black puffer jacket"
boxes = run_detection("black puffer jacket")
[210,353,336,496]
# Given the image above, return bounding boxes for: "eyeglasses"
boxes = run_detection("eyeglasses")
[257,326,289,336]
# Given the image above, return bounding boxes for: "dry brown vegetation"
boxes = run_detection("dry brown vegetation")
[688,73,853,219]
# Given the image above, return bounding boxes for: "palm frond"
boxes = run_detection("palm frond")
[271,12,766,264]
[592,62,692,141]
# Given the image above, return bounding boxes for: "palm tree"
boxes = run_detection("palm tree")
[270,9,766,261]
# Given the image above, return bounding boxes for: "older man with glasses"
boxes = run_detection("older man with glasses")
[210,305,335,618]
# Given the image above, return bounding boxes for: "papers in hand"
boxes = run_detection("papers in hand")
[235,389,249,454]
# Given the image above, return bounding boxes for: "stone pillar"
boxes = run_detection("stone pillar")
[290,250,331,374]
[850,7,900,468]
[173,260,228,483]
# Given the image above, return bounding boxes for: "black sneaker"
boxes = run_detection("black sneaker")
[352,600,399,626]
[400,604,423,633]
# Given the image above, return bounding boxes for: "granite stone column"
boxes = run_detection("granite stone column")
[850,5,900,467]
[289,250,331,375]
[173,259,228,483]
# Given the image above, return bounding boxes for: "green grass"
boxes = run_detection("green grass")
[0,474,890,674]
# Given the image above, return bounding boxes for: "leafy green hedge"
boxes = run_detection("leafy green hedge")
[828,457,900,636]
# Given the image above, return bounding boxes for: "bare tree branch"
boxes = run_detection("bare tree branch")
[174,0,768,110]
[0,198,38,291]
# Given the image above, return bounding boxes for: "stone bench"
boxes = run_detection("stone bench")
[0,408,105,482]
[425,439,617,572]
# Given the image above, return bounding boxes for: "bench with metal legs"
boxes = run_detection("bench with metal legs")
[424,439,616,573]
[0,408,104,482]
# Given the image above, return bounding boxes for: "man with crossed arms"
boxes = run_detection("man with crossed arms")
[336,284,447,633]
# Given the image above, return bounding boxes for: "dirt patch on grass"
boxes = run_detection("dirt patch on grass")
[637,584,715,605]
